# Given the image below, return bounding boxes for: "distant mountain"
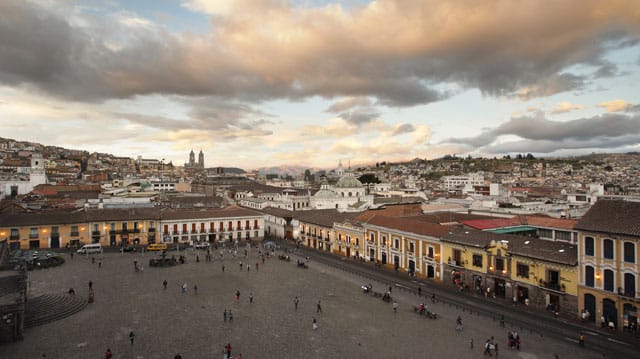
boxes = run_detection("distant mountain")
[256,165,316,176]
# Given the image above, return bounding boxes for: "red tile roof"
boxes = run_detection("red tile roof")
[462,218,520,230]
[364,215,450,238]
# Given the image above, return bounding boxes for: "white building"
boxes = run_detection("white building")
[441,173,485,190]
[310,174,374,211]
[0,153,48,198]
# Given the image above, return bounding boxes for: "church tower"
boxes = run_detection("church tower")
[198,149,204,169]
[188,149,195,167]
[29,152,47,188]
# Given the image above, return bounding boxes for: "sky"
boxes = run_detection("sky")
[0,0,639,170]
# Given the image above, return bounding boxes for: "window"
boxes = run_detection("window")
[585,266,594,287]
[122,222,128,231]
[191,223,197,232]
[149,221,155,229]
[110,223,116,231]
[624,273,636,297]
[134,222,139,230]
[10,228,19,240]
[452,249,462,266]
[394,239,399,249]
[409,242,415,253]
[51,226,59,234]
[369,233,374,242]
[624,242,635,263]
[427,247,434,259]
[516,263,529,278]
[182,224,188,233]
[382,236,387,246]
[538,228,552,238]
[254,231,258,238]
[604,269,614,292]
[495,258,504,271]
[30,227,38,239]
[556,231,571,241]
[71,226,79,236]
[584,236,594,256]
[603,239,614,260]
[472,254,482,267]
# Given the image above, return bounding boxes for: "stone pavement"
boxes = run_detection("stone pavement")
[0,248,604,358]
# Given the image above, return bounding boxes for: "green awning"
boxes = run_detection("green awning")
[489,226,537,234]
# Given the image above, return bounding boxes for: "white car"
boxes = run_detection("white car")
[194,242,210,250]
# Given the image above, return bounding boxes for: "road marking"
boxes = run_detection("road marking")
[607,338,630,345]
[564,338,578,343]
[583,331,599,336]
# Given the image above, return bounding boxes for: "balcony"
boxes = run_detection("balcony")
[538,280,566,293]
[447,260,465,268]
[10,235,19,241]
[617,289,638,302]
[92,231,101,236]
[70,232,80,237]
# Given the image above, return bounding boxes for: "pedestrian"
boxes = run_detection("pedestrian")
[393,301,398,313]
[182,283,187,293]
[316,300,322,313]
[431,293,436,303]
[249,292,254,303]
[236,290,240,301]
[193,284,198,294]
[456,316,463,331]
[388,285,392,293]
[129,331,135,345]
[469,338,473,349]
[494,342,499,356]
[578,332,585,346]
[483,339,492,356]
[92,257,96,264]
[312,317,318,330]
[256,262,259,271]
[70,251,74,260]
[163,279,168,289]
[239,261,243,270]
[88,280,93,290]
[98,260,102,268]
[500,314,505,327]
[224,343,232,359]
[228,310,233,321]
[104,348,112,359]
[224,309,228,322]
[418,287,422,296]
[174,354,182,359]
[247,264,250,272]
[222,264,225,272]
[294,296,299,311]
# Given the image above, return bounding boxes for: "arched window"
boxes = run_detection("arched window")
[624,242,635,263]
[584,236,594,256]
[603,239,614,259]
[624,273,636,297]
[585,265,595,287]
[604,269,614,292]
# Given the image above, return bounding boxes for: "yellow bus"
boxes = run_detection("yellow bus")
[147,243,167,251]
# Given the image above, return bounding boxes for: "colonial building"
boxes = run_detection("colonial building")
[576,199,640,331]
[362,216,449,280]
[296,209,359,251]
[0,206,264,250]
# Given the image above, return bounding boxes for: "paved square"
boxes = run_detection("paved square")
[0,248,602,358]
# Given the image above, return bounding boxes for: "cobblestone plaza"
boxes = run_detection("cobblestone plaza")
[0,248,603,358]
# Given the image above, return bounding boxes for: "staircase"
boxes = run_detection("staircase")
[24,293,87,328]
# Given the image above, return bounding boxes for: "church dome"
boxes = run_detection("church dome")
[314,188,336,198]
[335,174,363,188]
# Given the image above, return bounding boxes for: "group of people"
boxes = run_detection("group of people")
[507,330,520,350]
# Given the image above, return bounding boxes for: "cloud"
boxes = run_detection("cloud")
[442,112,640,154]
[597,99,634,112]
[338,109,380,126]
[551,101,585,114]
[1,0,639,107]
[326,97,371,113]
[390,123,415,136]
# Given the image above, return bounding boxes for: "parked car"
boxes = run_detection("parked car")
[122,245,137,252]
[194,242,210,250]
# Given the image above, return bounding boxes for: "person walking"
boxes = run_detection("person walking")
[431,293,436,303]
[222,264,225,272]
[181,283,187,293]
[247,264,250,272]
[129,331,135,345]
[228,310,233,321]
[88,280,93,290]
[224,309,228,322]
[235,290,240,301]
[316,300,322,313]
[418,287,422,297]
[249,292,254,303]
[224,343,232,359]
[578,332,585,346]
[193,284,198,294]
[456,316,463,331]
[312,317,318,330]
[256,262,259,271]
[393,301,398,313]
[294,296,299,311]
[163,279,168,290]
[104,348,113,359]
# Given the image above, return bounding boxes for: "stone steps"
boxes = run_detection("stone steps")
[24,293,87,328]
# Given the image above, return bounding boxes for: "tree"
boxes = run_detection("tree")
[526,153,535,160]
[358,174,381,184]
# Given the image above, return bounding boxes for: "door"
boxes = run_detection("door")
[427,265,434,278]
[50,235,60,249]
[494,278,506,298]
[381,252,387,265]
[408,260,415,275]
[369,249,375,261]
[603,298,618,328]
[584,294,596,322]
[393,255,400,271]
[346,247,351,257]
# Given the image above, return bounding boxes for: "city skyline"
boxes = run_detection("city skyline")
[0,0,639,170]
